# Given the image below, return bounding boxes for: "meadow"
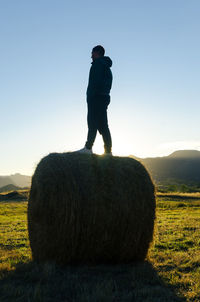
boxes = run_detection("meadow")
[0,192,199,301]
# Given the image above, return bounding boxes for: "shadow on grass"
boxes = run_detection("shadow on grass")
[0,260,186,302]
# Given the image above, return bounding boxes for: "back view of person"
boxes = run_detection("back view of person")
[77,45,113,155]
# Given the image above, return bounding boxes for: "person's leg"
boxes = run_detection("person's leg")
[85,102,98,150]
[97,100,112,153]
[102,126,112,153]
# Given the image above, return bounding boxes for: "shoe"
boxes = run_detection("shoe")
[76,146,93,154]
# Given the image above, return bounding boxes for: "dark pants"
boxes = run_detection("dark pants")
[85,94,112,153]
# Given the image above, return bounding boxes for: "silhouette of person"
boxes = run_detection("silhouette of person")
[77,45,113,156]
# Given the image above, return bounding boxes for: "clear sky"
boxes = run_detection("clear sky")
[1,0,200,175]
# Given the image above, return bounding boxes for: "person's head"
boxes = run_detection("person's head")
[91,45,105,61]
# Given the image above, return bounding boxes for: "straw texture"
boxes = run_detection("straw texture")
[28,152,156,265]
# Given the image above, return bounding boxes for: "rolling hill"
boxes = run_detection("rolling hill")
[0,173,31,189]
[130,150,200,188]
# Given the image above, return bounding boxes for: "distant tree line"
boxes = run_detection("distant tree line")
[157,183,200,193]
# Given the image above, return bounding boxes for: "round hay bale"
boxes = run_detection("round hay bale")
[28,152,156,265]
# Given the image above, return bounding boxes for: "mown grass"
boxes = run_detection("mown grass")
[0,194,199,301]
[149,197,200,301]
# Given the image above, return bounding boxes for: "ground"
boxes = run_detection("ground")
[0,193,199,301]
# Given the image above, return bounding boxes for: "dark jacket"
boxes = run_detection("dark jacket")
[86,56,113,101]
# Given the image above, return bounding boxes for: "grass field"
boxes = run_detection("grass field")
[0,193,199,301]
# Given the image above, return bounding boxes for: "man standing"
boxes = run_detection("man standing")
[77,45,113,156]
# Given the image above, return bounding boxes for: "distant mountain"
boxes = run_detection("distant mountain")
[129,150,200,186]
[0,184,21,193]
[0,176,13,188]
[0,173,31,189]
[168,150,200,158]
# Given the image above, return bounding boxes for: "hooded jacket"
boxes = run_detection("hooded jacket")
[86,56,113,100]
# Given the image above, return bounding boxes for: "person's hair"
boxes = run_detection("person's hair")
[92,45,105,56]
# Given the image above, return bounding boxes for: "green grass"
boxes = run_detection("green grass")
[0,194,200,301]
[149,197,200,301]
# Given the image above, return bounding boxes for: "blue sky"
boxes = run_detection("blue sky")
[0,0,200,175]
